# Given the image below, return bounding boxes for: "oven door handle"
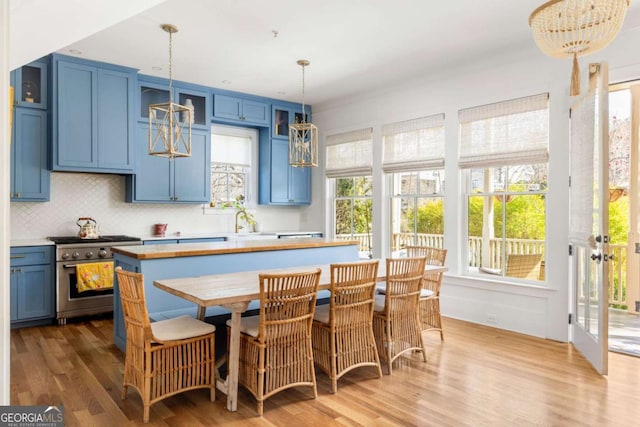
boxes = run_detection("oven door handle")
[63,264,81,269]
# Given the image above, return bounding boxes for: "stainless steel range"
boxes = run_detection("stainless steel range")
[49,235,141,325]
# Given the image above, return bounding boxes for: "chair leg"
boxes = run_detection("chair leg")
[143,405,150,424]
[386,320,393,374]
[257,401,264,417]
[121,385,128,400]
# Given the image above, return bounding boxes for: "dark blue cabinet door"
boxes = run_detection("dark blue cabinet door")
[16,264,53,320]
[173,129,211,202]
[214,94,269,126]
[97,68,134,170]
[11,108,49,201]
[270,139,290,203]
[262,138,311,205]
[53,56,135,173]
[242,99,269,125]
[55,61,97,168]
[213,94,242,121]
[290,164,311,204]
[130,123,173,202]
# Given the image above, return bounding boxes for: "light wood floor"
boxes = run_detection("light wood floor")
[10,316,640,426]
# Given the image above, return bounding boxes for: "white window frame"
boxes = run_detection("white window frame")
[204,125,258,214]
[459,93,549,284]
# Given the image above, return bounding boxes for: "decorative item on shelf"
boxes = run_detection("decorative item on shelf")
[22,79,38,103]
[182,98,194,124]
[529,0,629,96]
[149,23,192,158]
[289,59,318,167]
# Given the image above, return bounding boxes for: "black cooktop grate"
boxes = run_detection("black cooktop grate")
[48,235,141,245]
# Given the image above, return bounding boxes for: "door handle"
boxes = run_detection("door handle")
[590,253,602,262]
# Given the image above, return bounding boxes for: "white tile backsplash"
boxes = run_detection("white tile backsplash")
[10,172,305,239]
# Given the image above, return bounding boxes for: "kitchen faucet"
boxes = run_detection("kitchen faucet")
[235,210,244,233]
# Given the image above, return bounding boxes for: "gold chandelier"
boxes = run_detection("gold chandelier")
[289,59,318,167]
[149,24,192,158]
[529,0,629,96]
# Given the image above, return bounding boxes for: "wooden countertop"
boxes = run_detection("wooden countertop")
[111,238,359,260]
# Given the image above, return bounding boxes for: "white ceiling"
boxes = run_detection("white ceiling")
[14,0,640,106]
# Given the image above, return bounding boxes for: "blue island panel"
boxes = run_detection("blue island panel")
[113,243,359,351]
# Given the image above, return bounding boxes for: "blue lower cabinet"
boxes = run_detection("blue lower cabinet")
[126,123,211,203]
[10,246,54,327]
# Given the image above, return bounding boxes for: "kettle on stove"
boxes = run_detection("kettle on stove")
[76,217,100,239]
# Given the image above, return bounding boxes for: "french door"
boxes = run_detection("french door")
[569,62,609,374]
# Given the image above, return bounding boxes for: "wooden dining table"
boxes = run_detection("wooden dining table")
[153,261,447,412]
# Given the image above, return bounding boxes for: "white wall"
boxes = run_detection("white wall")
[310,28,640,342]
[10,172,309,239]
[1,0,10,406]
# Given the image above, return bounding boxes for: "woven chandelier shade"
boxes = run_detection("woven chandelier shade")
[289,59,318,167]
[529,0,629,96]
[149,23,192,158]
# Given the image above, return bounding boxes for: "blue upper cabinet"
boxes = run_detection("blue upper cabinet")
[272,104,309,139]
[14,61,48,109]
[213,94,269,126]
[11,108,50,201]
[10,58,50,202]
[52,54,136,173]
[127,75,212,204]
[138,76,211,130]
[126,122,211,203]
[259,138,311,205]
[259,103,311,205]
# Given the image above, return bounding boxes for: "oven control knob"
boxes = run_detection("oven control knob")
[61,252,70,260]
[98,250,108,258]
[72,252,80,259]
[85,251,94,259]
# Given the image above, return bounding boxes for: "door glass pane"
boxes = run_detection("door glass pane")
[588,250,600,338]
[576,246,588,330]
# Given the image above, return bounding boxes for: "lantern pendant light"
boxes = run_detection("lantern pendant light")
[289,59,318,167]
[149,23,192,158]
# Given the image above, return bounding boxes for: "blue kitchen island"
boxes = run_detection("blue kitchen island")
[111,238,359,351]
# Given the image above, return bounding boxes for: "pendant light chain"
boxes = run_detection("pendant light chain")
[300,63,307,123]
[168,29,174,102]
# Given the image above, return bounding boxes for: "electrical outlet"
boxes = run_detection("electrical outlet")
[487,314,497,323]
[636,243,640,254]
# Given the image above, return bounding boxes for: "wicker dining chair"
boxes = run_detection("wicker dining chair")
[373,257,427,374]
[229,268,321,416]
[311,260,382,393]
[406,246,447,340]
[114,267,216,423]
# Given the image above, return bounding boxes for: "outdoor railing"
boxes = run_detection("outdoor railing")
[335,233,629,308]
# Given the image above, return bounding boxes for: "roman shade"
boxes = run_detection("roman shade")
[458,93,549,169]
[382,114,445,172]
[325,128,373,178]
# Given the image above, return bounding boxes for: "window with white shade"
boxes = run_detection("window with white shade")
[383,114,445,255]
[209,125,257,208]
[459,94,549,283]
[326,128,373,258]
